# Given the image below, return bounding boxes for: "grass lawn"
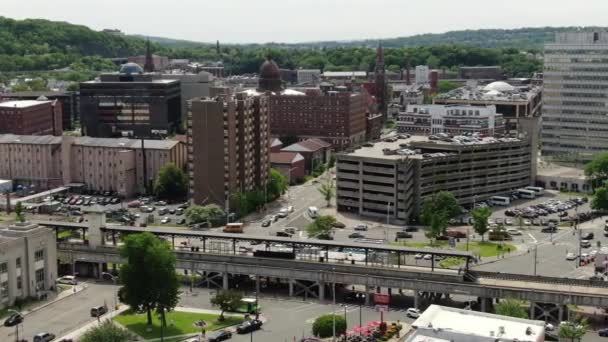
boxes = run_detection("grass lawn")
[392,240,516,259]
[114,310,242,339]
[57,230,74,239]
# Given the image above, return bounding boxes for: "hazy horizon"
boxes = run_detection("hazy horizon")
[2,0,608,44]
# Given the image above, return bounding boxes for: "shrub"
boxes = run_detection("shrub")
[312,314,346,338]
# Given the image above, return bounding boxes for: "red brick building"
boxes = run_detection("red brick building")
[281,138,331,174]
[0,100,62,136]
[268,91,367,150]
[270,151,305,184]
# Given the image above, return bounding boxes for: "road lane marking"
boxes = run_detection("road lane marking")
[528,233,537,243]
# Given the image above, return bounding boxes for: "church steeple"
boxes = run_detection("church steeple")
[144,38,154,72]
[374,41,387,118]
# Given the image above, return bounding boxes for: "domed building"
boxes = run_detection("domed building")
[483,81,515,93]
[119,62,144,75]
[258,57,282,93]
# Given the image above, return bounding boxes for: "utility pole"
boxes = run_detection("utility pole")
[533,244,538,276]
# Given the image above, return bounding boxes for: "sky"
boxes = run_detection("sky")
[2,0,608,43]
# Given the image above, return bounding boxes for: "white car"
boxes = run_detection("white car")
[57,275,78,285]
[423,254,432,260]
[566,252,577,260]
[406,308,421,318]
[161,217,171,224]
[278,208,289,218]
[590,250,599,257]
[287,206,294,213]
[414,253,423,259]
[506,229,522,236]
[545,323,555,331]
[505,219,513,225]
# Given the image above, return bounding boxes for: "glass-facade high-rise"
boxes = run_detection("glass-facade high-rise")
[542,32,608,161]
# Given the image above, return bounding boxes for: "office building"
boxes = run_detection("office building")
[80,63,181,138]
[1,91,77,130]
[397,104,504,136]
[127,54,169,72]
[542,31,608,160]
[159,71,215,122]
[187,92,270,208]
[296,69,321,85]
[336,135,533,223]
[0,134,186,196]
[434,81,542,133]
[406,305,545,342]
[0,100,62,136]
[0,222,58,309]
[270,152,305,184]
[415,65,429,84]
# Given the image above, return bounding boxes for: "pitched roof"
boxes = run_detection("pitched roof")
[281,138,331,152]
[270,138,283,148]
[270,152,304,164]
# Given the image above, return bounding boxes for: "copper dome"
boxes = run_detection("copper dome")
[259,58,281,80]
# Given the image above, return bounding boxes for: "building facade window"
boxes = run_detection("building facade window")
[16,257,21,268]
[16,276,22,290]
[34,249,44,261]
[0,262,7,274]
[0,281,8,299]
[35,269,45,288]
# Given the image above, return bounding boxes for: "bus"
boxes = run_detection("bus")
[235,297,261,314]
[489,196,511,206]
[517,189,536,199]
[525,186,545,196]
[223,222,244,233]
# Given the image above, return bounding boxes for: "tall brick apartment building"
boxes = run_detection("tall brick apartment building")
[0,100,62,136]
[187,91,270,208]
[258,58,367,150]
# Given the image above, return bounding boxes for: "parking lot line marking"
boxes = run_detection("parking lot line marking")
[528,233,537,243]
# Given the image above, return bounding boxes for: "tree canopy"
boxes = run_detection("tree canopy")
[591,186,608,211]
[119,232,180,326]
[471,207,492,241]
[306,215,337,238]
[494,298,528,319]
[185,204,225,227]
[312,314,347,338]
[154,163,188,200]
[14,201,25,222]
[420,191,462,241]
[80,321,134,342]
[267,168,288,200]
[585,152,608,188]
[318,179,335,207]
[210,289,242,321]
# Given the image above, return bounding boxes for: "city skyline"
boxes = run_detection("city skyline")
[2,0,608,43]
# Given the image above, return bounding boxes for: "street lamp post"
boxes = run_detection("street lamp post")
[8,309,21,342]
[355,293,365,336]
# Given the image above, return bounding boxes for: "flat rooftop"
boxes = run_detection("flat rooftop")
[537,161,586,179]
[0,100,50,108]
[435,81,541,103]
[341,135,523,161]
[411,305,544,342]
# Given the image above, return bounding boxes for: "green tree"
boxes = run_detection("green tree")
[14,201,25,222]
[312,314,347,338]
[585,152,608,188]
[420,191,462,241]
[318,179,335,207]
[80,321,134,342]
[328,154,336,168]
[185,204,225,226]
[559,319,588,342]
[306,215,336,238]
[154,163,188,200]
[494,298,527,319]
[119,233,180,327]
[267,168,288,200]
[592,186,608,211]
[471,207,492,241]
[210,289,242,321]
[437,80,460,94]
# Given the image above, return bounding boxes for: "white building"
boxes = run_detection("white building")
[397,104,504,136]
[542,31,608,161]
[406,305,545,342]
[0,222,57,309]
[297,69,321,85]
[415,65,430,84]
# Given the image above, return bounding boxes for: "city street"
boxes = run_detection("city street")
[0,282,117,342]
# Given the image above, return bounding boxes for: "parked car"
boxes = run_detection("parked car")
[316,233,333,240]
[169,208,176,215]
[354,224,368,231]
[396,231,413,239]
[33,332,56,342]
[598,328,608,337]
[541,226,557,233]
[348,232,365,239]
[236,319,263,334]
[161,217,171,224]
[423,254,432,260]
[278,208,289,218]
[57,275,78,285]
[155,201,167,206]
[261,219,271,227]
[404,227,419,232]
[208,330,232,342]
[566,253,577,260]
[176,218,186,225]
[284,227,297,235]
[406,308,421,318]
[414,253,423,259]
[276,231,292,238]
[90,305,108,317]
[506,229,522,236]
[580,240,591,248]
[582,232,594,240]
[3,312,23,327]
